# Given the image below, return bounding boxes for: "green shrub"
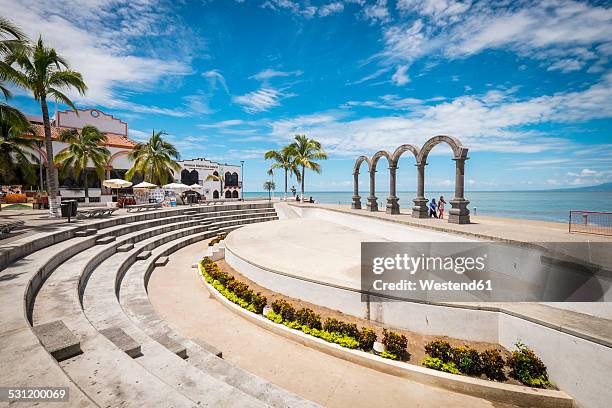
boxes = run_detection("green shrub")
[480,349,506,381]
[382,329,410,361]
[271,299,295,322]
[359,327,377,351]
[265,309,283,324]
[452,345,483,376]
[424,339,453,362]
[295,308,322,329]
[250,293,267,314]
[323,318,343,334]
[302,326,360,349]
[422,357,461,374]
[340,322,359,339]
[507,342,550,388]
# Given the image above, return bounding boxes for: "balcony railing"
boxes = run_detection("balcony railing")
[569,211,612,236]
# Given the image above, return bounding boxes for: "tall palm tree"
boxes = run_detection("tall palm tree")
[263,180,275,200]
[264,145,300,200]
[126,130,180,185]
[286,135,327,202]
[5,36,87,217]
[0,103,37,184]
[54,125,110,201]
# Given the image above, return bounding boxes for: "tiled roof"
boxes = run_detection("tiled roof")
[27,124,137,149]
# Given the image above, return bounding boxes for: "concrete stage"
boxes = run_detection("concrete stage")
[222,203,612,408]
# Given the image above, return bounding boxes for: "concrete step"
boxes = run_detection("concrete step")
[136,250,151,260]
[154,256,169,267]
[155,334,188,359]
[96,235,116,245]
[100,327,142,358]
[117,243,134,252]
[75,228,97,237]
[32,320,82,362]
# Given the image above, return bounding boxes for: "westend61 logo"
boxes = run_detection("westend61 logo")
[360,242,611,302]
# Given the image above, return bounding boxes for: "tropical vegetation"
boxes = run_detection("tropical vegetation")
[126,130,180,185]
[54,125,110,200]
[263,135,326,201]
[0,105,36,184]
[264,146,300,199]
[205,172,224,196]
[263,180,275,200]
[4,34,87,217]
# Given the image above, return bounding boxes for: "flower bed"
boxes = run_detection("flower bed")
[200,257,553,389]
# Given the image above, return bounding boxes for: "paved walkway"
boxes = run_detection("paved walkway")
[148,242,517,408]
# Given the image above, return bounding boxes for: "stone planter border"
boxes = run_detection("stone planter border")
[198,262,573,408]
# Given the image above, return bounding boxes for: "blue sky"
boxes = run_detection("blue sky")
[4,0,612,192]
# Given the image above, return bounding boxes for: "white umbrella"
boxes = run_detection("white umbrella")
[162,182,190,191]
[132,181,158,189]
[188,183,203,190]
[103,179,132,188]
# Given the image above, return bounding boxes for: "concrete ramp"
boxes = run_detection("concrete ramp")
[274,202,300,219]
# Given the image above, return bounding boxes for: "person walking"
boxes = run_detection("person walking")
[438,196,447,219]
[291,185,296,197]
[429,198,438,218]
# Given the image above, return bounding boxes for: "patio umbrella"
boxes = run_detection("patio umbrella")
[132,181,158,189]
[103,179,133,189]
[162,182,190,191]
[188,183,203,190]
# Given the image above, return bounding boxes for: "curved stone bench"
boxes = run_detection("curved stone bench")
[0,202,276,406]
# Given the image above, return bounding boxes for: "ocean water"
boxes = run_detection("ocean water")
[243,191,612,223]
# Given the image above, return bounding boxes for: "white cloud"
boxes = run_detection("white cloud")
[319,2,344,17]
[547,59,584,73]
[391,65,410,85]
[233,88,286,113]
[251,69,302,81]
[364,0,391,24]
[202,70,229,93]
[2,0,195,114]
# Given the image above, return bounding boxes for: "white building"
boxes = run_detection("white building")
[175,158,242,200]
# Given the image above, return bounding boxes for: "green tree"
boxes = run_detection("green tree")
[205,173,224,197]
[6,36,87,217]
[286,135,327,202]
[264,145,300,200]
[54,125,110,201]
[0,103,36,184]
[263,180,276,200]
[0,16,28,125]
[126,130,180,185]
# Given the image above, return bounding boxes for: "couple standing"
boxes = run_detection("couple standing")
[429,196,447,219]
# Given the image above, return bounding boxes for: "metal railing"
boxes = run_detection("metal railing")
[569,211,612,236]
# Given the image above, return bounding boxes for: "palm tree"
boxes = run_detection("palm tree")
[0,104,37,184]
[205,173,224,197]
[5,36,87,217]
[264,145,300,200]
[126,130,180,185]
[54,125,110,201]
[263,180,276,200]
[0,16,28,126]
[286,135,327,202]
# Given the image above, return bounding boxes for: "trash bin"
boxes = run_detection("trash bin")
[60,200,78,217]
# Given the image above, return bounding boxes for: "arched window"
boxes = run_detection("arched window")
[225,171,232,186]
[225,190,232,198]
[180,169,190,184]
[232,172,239,186]
[232,190,239,198]
[213,190,219,199]
[190,170,199,185]
[213,171,219,177]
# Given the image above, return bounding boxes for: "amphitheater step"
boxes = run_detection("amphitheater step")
[155,333,188,359]
[184,210,197,215]
[75,228,97,237]
[154,256,169,267]
[136,250,152,260]
[117,243,134,252]
[100,327,142,358]
[96,235,116,245]
[32,320,82,362]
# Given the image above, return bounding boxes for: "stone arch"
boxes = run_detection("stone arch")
[370,150,392,172]
[417,135,467,164]
[391,144,419,166]
[365,151,393,212]
[351,156,371,209]
[107,150,131,167]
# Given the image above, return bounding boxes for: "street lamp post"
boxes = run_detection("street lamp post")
[240,160,244,201]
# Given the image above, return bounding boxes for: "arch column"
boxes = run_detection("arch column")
[412,162,428,218]
[366,169,378,211]
[448,158,470,224]
[386,164,399,214]
[351,172,361,209]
